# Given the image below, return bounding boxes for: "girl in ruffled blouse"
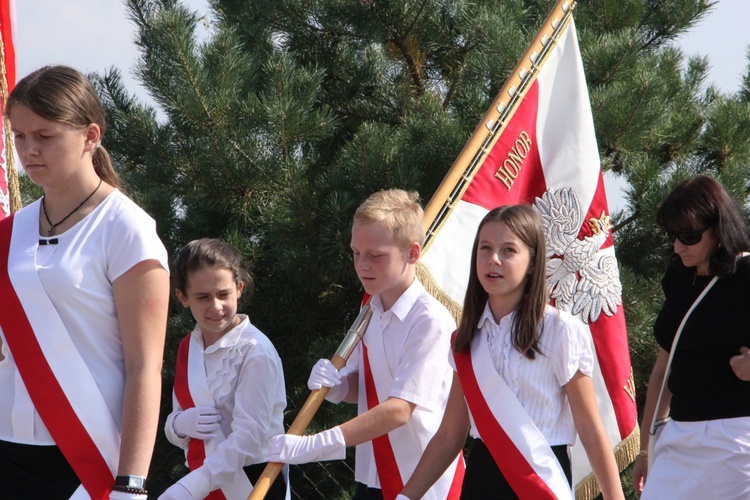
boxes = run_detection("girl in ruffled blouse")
[160,239,288,500]
[399,205,623,500]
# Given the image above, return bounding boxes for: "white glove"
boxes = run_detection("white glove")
[158,482,195,500]
[266,426,347,464]
[396,495,411,500]
[110,490,147,500]
[173,406,221,439]
[308,358,348,403]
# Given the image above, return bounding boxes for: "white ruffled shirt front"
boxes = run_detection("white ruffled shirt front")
[471,303,594,446]
[165,315,286,498]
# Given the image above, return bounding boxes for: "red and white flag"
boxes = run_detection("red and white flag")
[0,0,16,219]
[418,7,637,497]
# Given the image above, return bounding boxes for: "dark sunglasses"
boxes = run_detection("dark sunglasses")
[666,226,711,246]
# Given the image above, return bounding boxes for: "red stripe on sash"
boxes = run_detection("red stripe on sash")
[362,343,404,500]
[446,331,466,500]
[446,452,465,499]
[0,216,113,499]
[453,347,558,499]
[174,334,226,500]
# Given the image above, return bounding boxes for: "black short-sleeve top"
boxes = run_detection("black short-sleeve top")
[653,255,750,421]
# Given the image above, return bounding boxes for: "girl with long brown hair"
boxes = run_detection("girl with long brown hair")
[399,205,623,499]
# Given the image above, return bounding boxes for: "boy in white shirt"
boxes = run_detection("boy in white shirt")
[268,189,464,499]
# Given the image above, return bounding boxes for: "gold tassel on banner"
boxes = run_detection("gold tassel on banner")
[0,31,20,214]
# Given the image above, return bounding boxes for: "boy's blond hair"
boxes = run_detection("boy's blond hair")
[353,189,425,247]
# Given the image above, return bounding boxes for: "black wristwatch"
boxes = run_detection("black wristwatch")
[115,475,147,490]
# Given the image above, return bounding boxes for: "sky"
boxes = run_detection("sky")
[14,0,750,210]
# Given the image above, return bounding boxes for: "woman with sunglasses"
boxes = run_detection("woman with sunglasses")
[632,175,750,499]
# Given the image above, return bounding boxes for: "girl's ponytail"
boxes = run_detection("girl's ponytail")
[93,146,122,190]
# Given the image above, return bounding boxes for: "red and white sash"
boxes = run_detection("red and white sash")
[361,339,464,500]
[453,331,573,499]
[0,209,119,499]
[174,332,253,500]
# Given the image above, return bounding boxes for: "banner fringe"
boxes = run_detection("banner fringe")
[417,262,463,324]
[0,26,20,214]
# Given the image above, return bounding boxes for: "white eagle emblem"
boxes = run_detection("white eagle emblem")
[534,188,622,324]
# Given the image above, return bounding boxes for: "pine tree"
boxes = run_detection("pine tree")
[94,0,750,496]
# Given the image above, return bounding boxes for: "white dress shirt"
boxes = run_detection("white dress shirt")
[342,279,457,495]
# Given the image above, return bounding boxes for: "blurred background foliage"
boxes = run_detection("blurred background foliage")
[79,0,750,496]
